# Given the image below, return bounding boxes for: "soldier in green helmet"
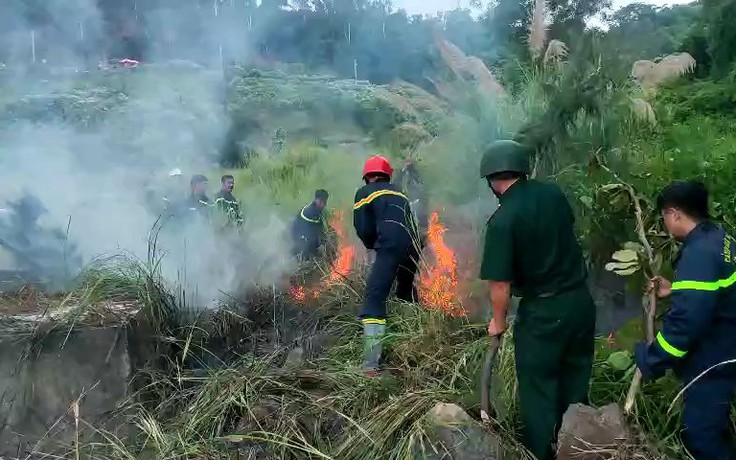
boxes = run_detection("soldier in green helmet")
[479,140,596,460]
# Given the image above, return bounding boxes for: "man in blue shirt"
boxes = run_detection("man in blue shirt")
[291,189,329,261]
[636,180,736,459]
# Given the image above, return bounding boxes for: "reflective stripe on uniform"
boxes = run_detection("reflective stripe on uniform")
[656,331,687,358]
[300,205,320,223]
[362,318,386,325]
[353,190,408,210]
[671,271,736,291]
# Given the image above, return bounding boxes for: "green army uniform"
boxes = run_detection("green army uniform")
[479,142,596,460]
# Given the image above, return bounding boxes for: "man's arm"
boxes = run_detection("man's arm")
[636,241,721,379]
[479,214,514,335]
[353,190,376,249]
[488,280,511,333]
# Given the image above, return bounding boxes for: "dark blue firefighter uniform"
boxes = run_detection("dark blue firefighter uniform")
[291,202,326,261]
[353,180,420,324]
[635,221,736,460]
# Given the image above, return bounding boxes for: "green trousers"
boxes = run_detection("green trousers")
[514,284,596,460]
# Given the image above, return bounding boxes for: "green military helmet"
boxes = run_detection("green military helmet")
[479,140,531,178]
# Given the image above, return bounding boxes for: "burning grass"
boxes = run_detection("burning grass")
[290,209,467,319]
[288,210,357,305]
[418,211,464,317]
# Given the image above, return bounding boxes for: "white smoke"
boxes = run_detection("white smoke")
[0,0,295,305]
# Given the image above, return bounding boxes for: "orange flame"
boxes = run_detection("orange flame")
[328,210,355,284]
[419,211,465,317]
[290,285,306,302]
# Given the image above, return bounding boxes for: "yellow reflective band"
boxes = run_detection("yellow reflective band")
[300,206,320,223]
[353,190,408,210]
[671,271,736,292]
[361,318,386,325]
[656,332,687,358]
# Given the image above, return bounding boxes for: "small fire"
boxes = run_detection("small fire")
[290,285,306,302]
[419,211,464,317]
[327,210,355,284]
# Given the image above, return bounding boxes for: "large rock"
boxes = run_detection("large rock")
[557,404,629,460]
[0,301,141,457]
[418,402,506,460]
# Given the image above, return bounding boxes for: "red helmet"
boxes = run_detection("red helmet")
[362,155,393,179]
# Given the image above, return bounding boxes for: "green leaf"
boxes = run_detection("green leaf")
[613,266,639,276]
[607,351,633,371]
[580,195,593,208]
[623,241,642,251]
[612,249,638,263]
[605,261,638,272]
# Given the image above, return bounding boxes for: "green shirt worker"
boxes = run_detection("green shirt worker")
[478,140,596,460]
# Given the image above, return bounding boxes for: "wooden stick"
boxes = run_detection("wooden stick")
[624,287,657,414]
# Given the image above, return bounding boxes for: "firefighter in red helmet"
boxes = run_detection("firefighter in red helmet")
[353,155,421,377]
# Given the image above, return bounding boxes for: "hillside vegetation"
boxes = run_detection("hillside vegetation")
[1,0,736,458]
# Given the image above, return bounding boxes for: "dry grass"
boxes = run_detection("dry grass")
[544,40,569,65]
[529,0,549,60]
[630,98,657,125]
[433,34,506,98]
[632,53,697,89]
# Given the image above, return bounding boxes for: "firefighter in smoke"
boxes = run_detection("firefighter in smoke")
[353,155,420,377]
[291,189,329,262]
[172,174,212,223]
[478,140,595,460]
[214,174,243,226]
[635,181,736,460]
[163,168,185,210]
[144,167,184,215]
[185,174,212,210]
[393,159,428,248]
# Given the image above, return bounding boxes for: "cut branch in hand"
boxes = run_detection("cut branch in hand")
[596,158,660,414]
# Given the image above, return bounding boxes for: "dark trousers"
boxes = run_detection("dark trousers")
[514,285,596,460]
[360,247,419,320]
[292,237,318,262]
[682,373,736,459]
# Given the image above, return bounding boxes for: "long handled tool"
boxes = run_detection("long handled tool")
[480,335,502,422]
[624,282,658,414]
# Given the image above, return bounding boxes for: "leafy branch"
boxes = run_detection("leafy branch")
[594,159,667,413]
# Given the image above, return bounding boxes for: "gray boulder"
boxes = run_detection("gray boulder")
[417,402,507,460]
[557,403,629,460]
